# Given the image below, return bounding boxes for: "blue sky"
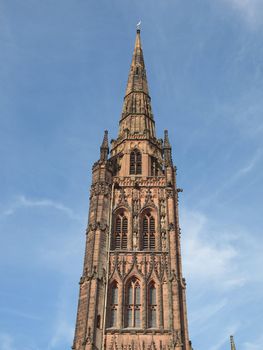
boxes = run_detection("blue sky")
[0,1,263,349]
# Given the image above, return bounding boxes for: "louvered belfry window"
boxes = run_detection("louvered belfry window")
[126,279,141,328]
[142,212,155,250]
[130,149,142,175]
[114,212,128,250]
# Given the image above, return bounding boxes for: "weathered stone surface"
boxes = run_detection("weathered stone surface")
[72,29,192,350]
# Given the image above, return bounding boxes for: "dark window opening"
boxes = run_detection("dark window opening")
[97,314,101,328]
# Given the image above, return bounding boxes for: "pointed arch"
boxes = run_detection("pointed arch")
[125,277,141,328]
[112,208,129,250]
[109,281,118,327]
[148,281,157,328]
[140,208,156,251]
[130,149,142,175]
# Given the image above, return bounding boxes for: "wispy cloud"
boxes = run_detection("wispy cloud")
[209,323,239,350]
[190,298,227,325]
[1,195,80,221]
[199,147,263,206]
[223,0,263,26]
[0,307,41,321]
[181,209,246,290]
[47,290,75,350]
[243,333,263,350]
[0,333,15,350]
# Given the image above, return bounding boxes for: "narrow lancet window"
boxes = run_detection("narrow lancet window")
[142,212,155,250]
[113,212,128,249]
[148,284,157,328]
[110,283,118,327]
[130,149,142,175]
[126,279,141,328]
[151,157,159,176]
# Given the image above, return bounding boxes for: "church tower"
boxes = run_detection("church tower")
[72,28,192,350]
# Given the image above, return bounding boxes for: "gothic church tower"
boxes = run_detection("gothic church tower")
[72,29,192,350]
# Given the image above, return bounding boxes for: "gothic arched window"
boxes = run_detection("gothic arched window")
[148,283,157,328]
[142,212,155,250]
[114,212,128,250]
[130,149,142,175]
[126,279,141,328]
[110,282,118,327]
[151,156,159,176]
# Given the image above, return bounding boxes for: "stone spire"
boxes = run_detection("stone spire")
[119,29,155,138]
[124,28,149,97]
[100,130,109,161]
[230,336,236,350]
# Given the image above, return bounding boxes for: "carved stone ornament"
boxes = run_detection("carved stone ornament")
[91,182,111,197]
[168,223,175,231]
[118,188,128,205]
[166,189,173,199]
[144,189,154,206]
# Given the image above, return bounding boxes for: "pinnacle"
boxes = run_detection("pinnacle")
[164,130,171,148]
[101,130,109,148]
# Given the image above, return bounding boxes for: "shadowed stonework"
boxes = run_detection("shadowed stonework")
[72,29,193,350]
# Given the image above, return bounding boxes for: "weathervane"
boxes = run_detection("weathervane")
[136,20,141,31]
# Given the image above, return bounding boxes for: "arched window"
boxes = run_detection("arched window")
[148,283,157,328]
[110,282,118,327]
[130,149,142,175]
[126,279,141,328]
[114,212,128,249]
[151,157,159,176]
[142,212,155,250]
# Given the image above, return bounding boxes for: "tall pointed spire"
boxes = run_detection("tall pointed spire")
[124,28,149,97]
[119,28,155,138]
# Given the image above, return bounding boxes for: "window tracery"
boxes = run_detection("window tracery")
[142,211,155,250]
[110,282,118,327]
[148,283,157,328]
[130,149,142,175]
[126,279,141,328]
[113,211,128,250]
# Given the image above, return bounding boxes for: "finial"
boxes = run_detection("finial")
[136,20,141,32]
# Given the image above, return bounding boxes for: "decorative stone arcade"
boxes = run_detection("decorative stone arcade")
[72,29,193,350]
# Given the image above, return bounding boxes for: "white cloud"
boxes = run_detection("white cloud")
[223,0,263,25]
[181,209,246,290]
[1,195,80,221]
